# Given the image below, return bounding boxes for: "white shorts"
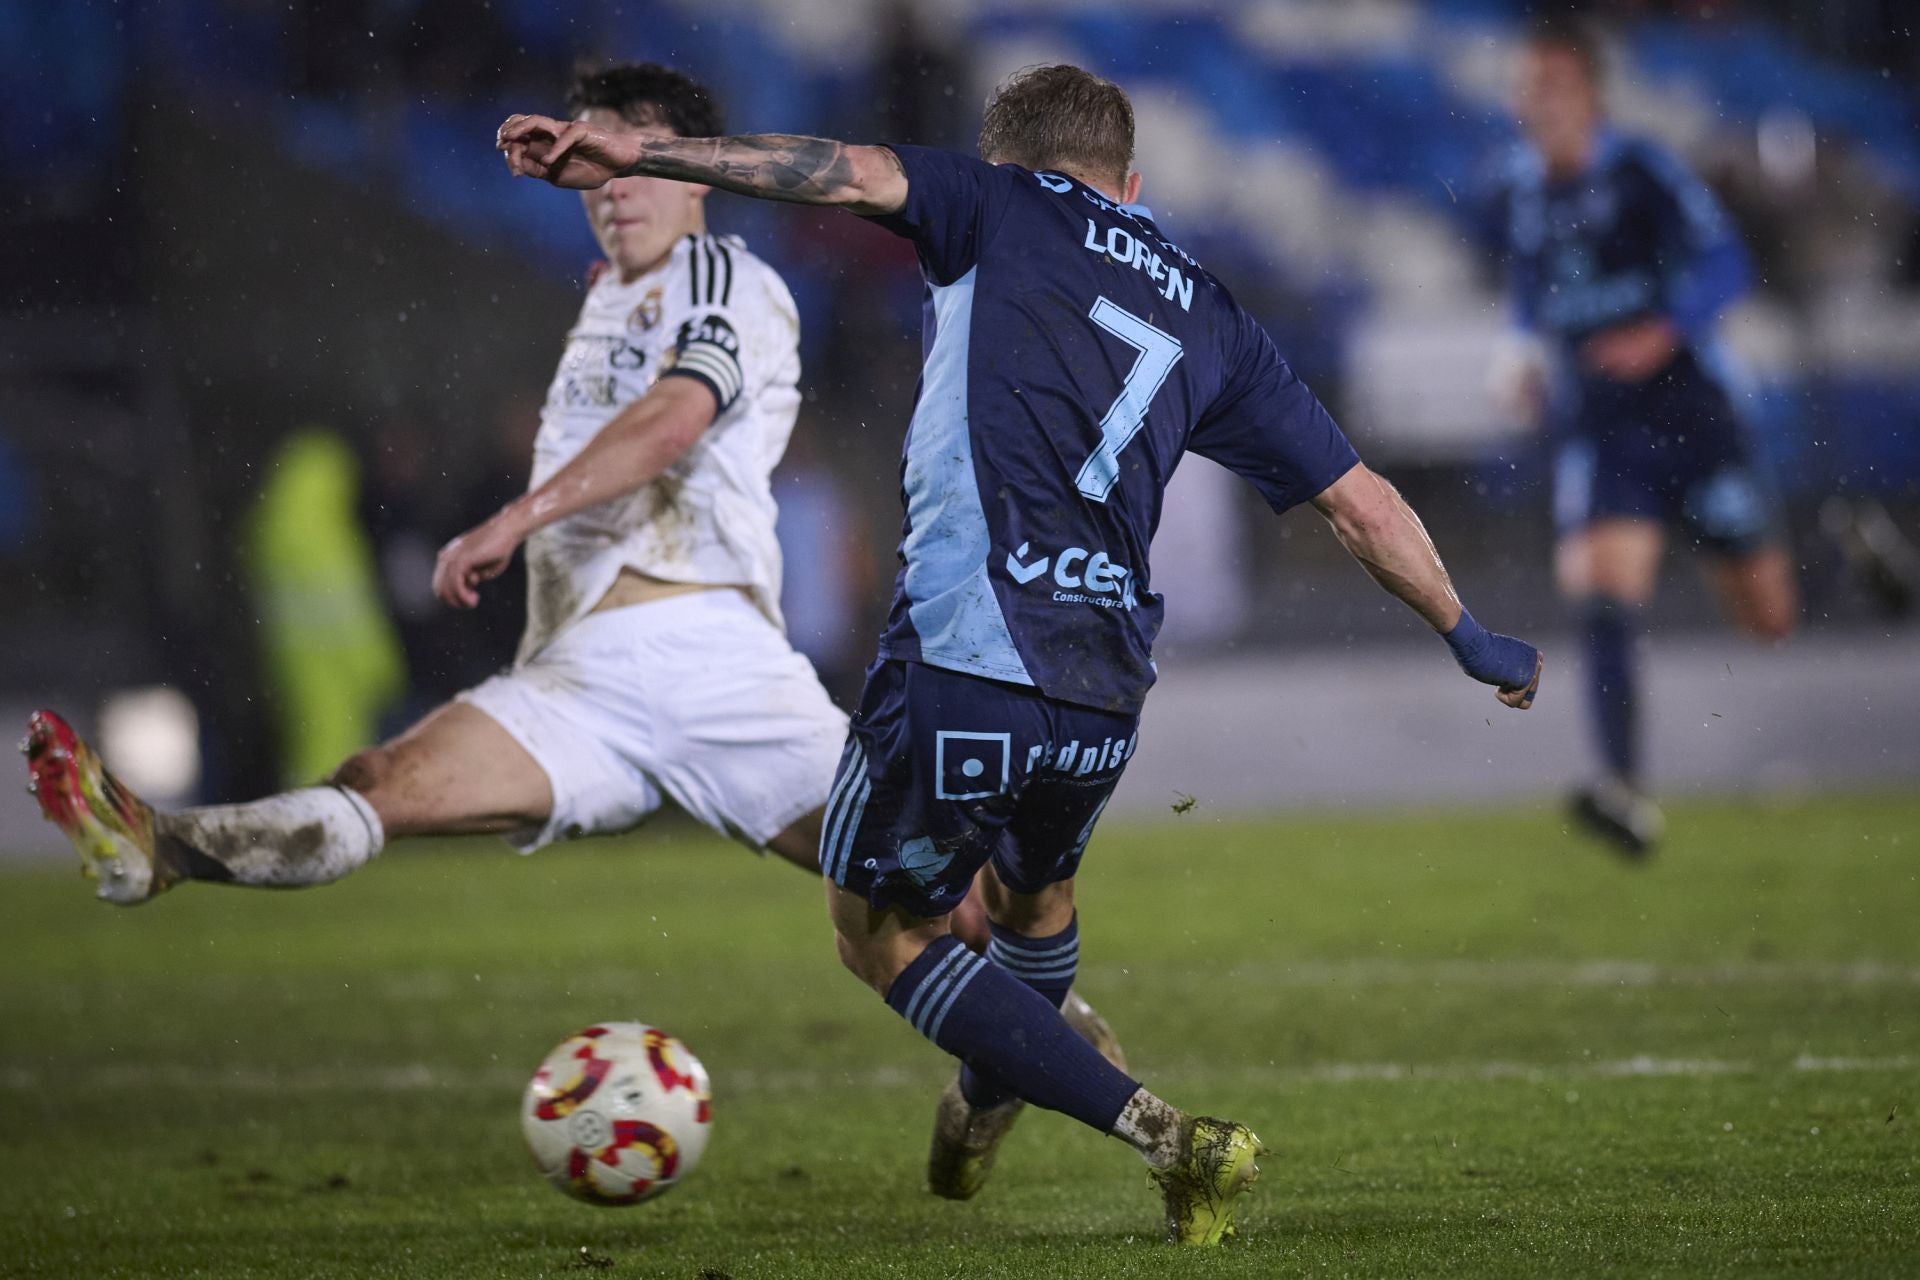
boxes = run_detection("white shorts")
[459,590,848,853]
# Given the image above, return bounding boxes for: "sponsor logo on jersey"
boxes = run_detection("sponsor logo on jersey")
[552,334,648,408]
[1004,541,1137,609]
[560,334,648,371]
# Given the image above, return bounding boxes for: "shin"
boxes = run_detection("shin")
[158,786,383,887]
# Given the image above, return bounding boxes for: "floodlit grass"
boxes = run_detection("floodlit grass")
[2,792,1915,1277]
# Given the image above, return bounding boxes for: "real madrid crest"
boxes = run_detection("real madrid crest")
[628,287,664,333]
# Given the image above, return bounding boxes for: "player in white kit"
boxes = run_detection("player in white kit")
[24,65,848,894]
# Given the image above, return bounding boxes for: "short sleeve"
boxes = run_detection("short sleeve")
[863,145,1016,285]
[658,238,770,416]
[1629,143,1752,336]
[662,310,744,414]
[1188,313,1359,513]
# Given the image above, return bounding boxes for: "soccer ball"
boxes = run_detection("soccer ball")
[521,1022,713,1205]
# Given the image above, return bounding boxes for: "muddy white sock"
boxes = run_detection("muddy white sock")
[1111,1087,1185,1169]
[156,786,384,887]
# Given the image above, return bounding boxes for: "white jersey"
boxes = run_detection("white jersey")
[519,232,802,662]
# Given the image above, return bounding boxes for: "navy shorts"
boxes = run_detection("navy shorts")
[1555,352,1781,557]
[820,659,1140,919]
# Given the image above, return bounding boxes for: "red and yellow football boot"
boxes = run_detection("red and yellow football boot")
[23,710,169,905]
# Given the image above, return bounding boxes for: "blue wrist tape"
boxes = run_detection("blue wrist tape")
[1444,608,1490,663]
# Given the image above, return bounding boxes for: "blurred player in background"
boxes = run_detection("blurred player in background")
[1485,22,1797,857]
[28,67,858,916]
[500,63,1542,1245]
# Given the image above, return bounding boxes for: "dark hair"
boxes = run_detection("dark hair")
[566,62,724,138]
[1524,17,1606,84]
[978,64,1134,186]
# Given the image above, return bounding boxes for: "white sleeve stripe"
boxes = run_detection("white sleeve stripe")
[683,362,741,408]
[673,344,744,406]
[678,364,741,409]
[677,341,741,386]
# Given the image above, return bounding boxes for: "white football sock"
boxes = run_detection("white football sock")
[1111,1087,1185,1169]
[157,786,385,888]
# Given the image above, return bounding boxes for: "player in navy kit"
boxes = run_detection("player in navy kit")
[1484,24,1798,855]
[499,63,1542,1245]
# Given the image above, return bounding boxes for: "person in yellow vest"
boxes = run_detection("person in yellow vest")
[247,428,406,787]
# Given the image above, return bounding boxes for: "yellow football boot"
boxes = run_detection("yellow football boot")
[1150,1115,1268,1246]
[927,1082,1024,1201]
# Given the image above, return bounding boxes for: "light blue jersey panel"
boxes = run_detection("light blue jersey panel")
[899,268,1034,687]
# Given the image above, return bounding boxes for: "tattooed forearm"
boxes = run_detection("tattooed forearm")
[619,134,897,208]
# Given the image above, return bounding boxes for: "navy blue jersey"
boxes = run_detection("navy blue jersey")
[865,145,1358,715]
[1485,130,1752,356]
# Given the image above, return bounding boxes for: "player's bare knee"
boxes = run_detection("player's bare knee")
[832,929,859,975]
[1554,554,1591,601]
[948,891,992,954]
[1725,575,1797,643]
[1748,605,1796,644]
[833,931,893,995]
[328,746,392,796]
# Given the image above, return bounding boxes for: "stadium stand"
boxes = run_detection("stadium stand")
[61,0,1911,492]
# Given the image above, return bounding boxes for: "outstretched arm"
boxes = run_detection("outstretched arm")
[1312,463,1543,709]
[431,376,717,608]
[496,115,909,215]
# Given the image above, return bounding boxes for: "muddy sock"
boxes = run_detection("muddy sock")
[156,786,384,887]
[1111,1088,1184,1169]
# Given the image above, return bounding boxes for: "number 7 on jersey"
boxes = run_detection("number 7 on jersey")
[1074,297,1184,503]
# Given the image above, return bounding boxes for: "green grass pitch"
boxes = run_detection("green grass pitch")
[3,792,1916,1278]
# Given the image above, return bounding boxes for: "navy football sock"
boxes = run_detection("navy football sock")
[886,935,1138,1133]
[959,916,1080,1108]
[1582,596,1640,783]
